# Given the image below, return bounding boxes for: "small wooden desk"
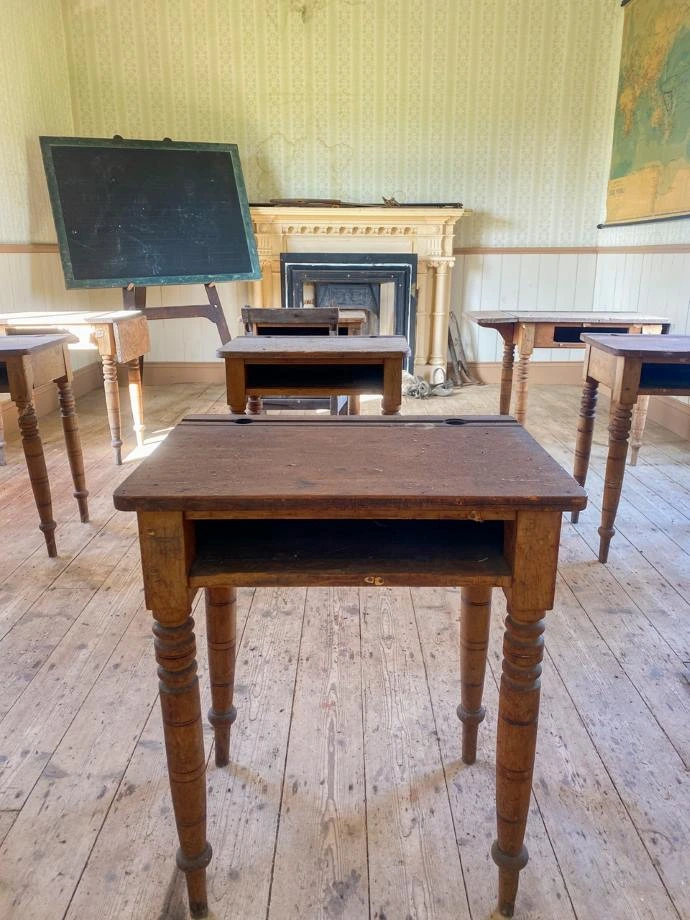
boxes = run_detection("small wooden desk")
[242,306,369,337]
[0,310,150,465]
[465,311,670,423]
[218,335,409,416]
[572,334,690,563]
[0,334,89,556]
[113,414,586,920]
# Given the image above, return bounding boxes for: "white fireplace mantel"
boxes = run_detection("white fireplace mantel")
[249,205,468,382]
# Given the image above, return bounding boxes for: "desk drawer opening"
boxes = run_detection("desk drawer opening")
[190,518,509,588]
[245,363,384,390]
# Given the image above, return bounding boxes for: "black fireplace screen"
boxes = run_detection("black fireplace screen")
[280,252,417,371]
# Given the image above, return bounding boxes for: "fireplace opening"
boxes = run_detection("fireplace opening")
[280,253,417,370]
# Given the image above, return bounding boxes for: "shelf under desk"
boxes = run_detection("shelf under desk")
[189,518,510,588]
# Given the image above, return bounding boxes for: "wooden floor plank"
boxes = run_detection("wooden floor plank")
[62,587,256,920]
[360,586,471,920]
[0,382,688,920]
[411,585,577,920]
[543,573,690,917]
[269,587,369,920]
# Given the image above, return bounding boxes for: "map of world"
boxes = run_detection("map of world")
[606,0,690,224]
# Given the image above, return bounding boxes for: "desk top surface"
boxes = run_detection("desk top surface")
[0,310,144,326]
[113,415,586,515]
[465,310,670,326]
[218,335,410,358]
[0,333,77,356]
[581,333,690,358]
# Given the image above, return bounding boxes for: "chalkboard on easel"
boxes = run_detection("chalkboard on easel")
[40,136,260,289]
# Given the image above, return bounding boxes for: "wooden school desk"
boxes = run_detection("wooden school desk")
[240,306,368,413]
[572,334,690,563]
[241,306,369,337]
[113,414,586,919]
[0,334,88,556]
[464,311,670,423]
[0,310,150,465]
[218,335,409,416]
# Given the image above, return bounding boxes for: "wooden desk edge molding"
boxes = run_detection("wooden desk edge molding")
[0,334,89,555]
[114,415,586,919]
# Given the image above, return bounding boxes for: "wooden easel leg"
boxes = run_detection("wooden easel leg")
[127,359,145,447]
[571,377,598,523]
[629,395,650,467]
[56,378,89,523]
[499,339,515,415]
[204,587,237,768]
[205,283,232,345]
[598,400,633,563]
[153,616,212,919]
[16,399,57,557]
[493,609,545,917]
[457,586,492,764]
[101,355,123,464]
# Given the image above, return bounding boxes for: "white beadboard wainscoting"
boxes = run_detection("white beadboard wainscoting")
[1,246,689,434]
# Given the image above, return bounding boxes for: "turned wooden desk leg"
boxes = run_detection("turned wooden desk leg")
[629,395,650,467]
[499,339,515,415]
[246,395,263,415]
[204,587,237,768]
[382,358,403,415]
[153,616,212,919]
[348,395,361,415]
[514,348,533,425]
[598,400,634,564]
[493,609,545,917]
[457,586,492,764]
[571,378,598,523]
[101,355,123,464]
[127,359,145,448]
[0,405,5,465]
[16,398,57,557]
[56,378,89,523]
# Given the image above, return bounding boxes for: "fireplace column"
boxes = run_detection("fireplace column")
[428,257,456,383]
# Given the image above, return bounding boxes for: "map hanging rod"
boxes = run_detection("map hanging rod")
[598,212,690,229]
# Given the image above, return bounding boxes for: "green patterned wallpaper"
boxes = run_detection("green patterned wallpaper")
[61,0,631,246]
[4,1,689,245]
[0,0,73,242]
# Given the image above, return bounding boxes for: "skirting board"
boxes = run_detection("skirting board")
[0,361,103,441]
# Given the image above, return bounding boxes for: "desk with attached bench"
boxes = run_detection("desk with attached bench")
[113,414,586,919]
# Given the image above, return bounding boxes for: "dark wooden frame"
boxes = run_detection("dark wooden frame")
[40,135,260,289]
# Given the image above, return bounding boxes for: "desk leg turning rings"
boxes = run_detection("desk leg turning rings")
[571,378,598,524]
[494,610,545,916]
[204,587,237,768]
[153,616,211,918]
[57,378,89,523]
[458,586,492,764]
[17,399,57,557]
[102,355,123,465]
[598,401,633,563]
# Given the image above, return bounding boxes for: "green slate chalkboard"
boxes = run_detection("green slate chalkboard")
[40,136,261,288]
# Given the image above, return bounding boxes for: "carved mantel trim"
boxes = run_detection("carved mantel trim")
[249,205,468,381]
